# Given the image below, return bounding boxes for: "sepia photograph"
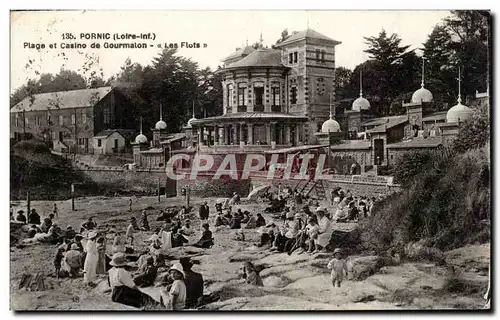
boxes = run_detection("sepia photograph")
[9,9,491,311]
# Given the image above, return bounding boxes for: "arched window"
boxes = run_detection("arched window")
[227,84,234,110]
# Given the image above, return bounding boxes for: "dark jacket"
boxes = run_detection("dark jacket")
[199,205,210,219]
[184,270,204,309]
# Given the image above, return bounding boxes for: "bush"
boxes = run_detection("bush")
[360,145,490,252]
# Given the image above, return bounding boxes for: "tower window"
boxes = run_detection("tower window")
[293,52,298,63]
[238,83,247,106]
[316,49,320,61]
[15,114,19,127]
[321,50,326,63]
[82,111,87,124]
[227,84,234,109]
[59,115,64,126]
[272,87,280,106]
[291,87,297,105]
[289,53,293,64]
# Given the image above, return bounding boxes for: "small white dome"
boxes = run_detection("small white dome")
[135,133,148,144]
[321,118,341,133]
[186,116,197,128]
[446,102,473,123]
[155,120,167,130]
[352,97,370,111]
[411,87,433,103]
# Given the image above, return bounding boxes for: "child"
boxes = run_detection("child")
[327,248,349,288]
[53,203,58,218]
[126,217,138,246]
[305,216,320,253]
[54,247,65,278]
[161,263,186,310]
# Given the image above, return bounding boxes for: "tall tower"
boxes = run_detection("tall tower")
[274,29,341,144]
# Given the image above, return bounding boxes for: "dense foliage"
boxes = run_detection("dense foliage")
[10,140,102,200]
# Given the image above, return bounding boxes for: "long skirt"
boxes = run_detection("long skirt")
[83,253,98,283]
[96,250,106,274]
[111,285,161,309]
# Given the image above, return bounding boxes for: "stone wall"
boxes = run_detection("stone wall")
[77,168,176,196]
[249,174,400,199]
[176,174,251,198]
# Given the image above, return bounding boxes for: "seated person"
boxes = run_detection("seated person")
[27,224,41,238]
[240,210,250,224]
[16,210,27,224]
[214,212,226,227]
[256,213,266,228]
[244,213,257,229]
[171,228,189,248]
[28,209,41,225]
[80,217,97,233]
[193,223,214,249]
[133,256,157,287]
[64,243,82,277]
[40,217,52,233]
[64,226,76,240]
[229,214,242,229]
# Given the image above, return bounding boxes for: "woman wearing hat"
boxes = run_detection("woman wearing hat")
[83,231,99,286]
[316,207,332,253]
[180,257,204,309]
[108,252,160,309]
[160,263,187,310]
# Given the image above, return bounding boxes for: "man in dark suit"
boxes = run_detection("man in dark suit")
[199,201,209,220]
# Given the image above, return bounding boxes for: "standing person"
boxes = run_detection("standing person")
[327,248,349,288]
[129,198,133,212]
[180,257,204,309]
[199,201,210,221]
[53,203,58,218]
[305,216,320,253]
[16,210,27,224]
[83,231,99,286]
[96,237,107,275]
[140,210,150,231]
[54,247,65,278]
[108,253,160,309]
[126,217,139,246]
[161,263,187,310]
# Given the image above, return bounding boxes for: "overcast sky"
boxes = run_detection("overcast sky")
[10,10,451,93]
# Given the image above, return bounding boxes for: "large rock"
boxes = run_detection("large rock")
[404,241,445,264]
[328,228,361,253]
[348,255,384,281]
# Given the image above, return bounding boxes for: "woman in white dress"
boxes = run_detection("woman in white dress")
[83,231,99,286]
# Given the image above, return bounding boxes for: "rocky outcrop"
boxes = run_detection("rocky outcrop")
[348,256,385,281]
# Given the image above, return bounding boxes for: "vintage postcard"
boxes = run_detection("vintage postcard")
[9,10,491,311]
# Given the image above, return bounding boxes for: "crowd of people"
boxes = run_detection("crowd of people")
[11,186,384,309]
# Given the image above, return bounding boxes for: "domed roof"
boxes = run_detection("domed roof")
[352,97,370,111]
[186,116,197,128]
[155,120,167,130]
[411,87,433,104]
[321,118,341,133]
[135,133,148,144]
[446,102,473,123]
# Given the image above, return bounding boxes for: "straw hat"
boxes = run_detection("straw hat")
[110,253,128,267]
[88,231,98,239]
[70,243,79,250]
[316,207,326,213]
[169,262,185,275]
[334,248,342,254]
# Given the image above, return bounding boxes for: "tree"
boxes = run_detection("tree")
[334,67,353,101]
[444,11,490,98]
[422,24,457,110]
[364,29,410,66]
[362,29,414,115]
[452,103,490,153]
